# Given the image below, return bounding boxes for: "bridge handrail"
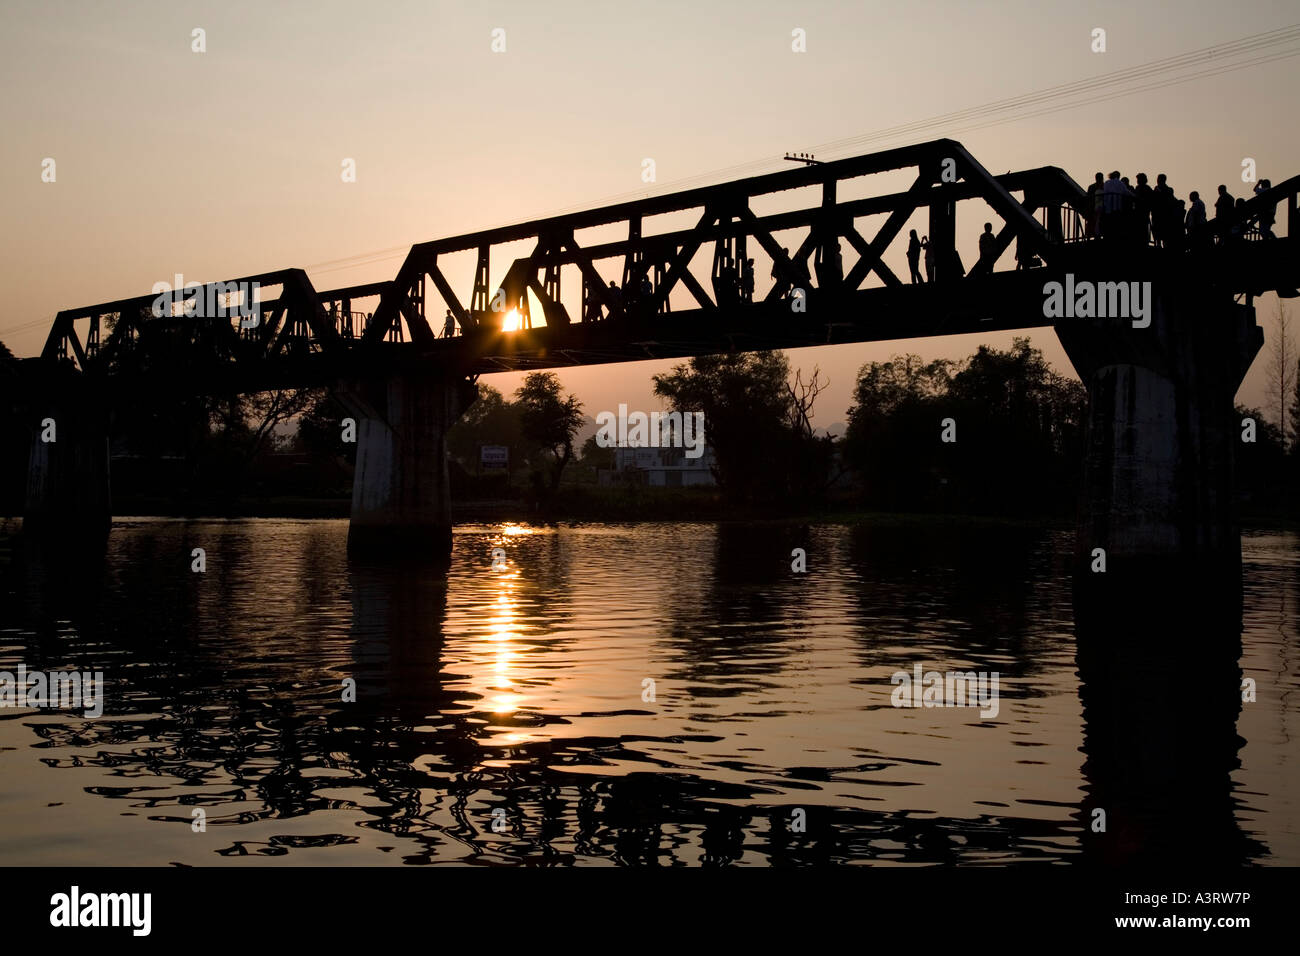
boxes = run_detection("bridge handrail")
[1232,173,1300,236]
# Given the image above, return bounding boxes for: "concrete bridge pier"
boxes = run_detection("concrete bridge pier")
[341,371,478,563]
[23,387,111,542]
[1056,281,1262,633]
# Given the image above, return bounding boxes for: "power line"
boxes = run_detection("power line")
[1,317,54,338]
[811,25,1300,157]
[301,23,1300,279]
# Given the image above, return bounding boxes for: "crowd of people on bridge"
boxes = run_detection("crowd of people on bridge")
[433,171,1284,335]
[1084,170,1279,249]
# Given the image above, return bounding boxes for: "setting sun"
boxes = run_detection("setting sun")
[502,308,522,332]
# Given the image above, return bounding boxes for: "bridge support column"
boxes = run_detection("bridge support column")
[1056,283,1261,632]
[343,372,478,562]
[23,391,111,541]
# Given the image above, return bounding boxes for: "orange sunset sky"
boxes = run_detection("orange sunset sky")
[3,0,1298,426]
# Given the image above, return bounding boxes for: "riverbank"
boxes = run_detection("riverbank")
[1,486,1293,530]
[100,487,1079,526]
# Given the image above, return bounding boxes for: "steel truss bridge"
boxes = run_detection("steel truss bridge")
[30,139,1300,395]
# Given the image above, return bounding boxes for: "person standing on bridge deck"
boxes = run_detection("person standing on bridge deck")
[1101,171,1127,240]
[975,222,997,276]
[815,243,843,289]
[1134,173,1154,244]
[1112,178,1133,243]
[1186,191,1208,249]
[1086,173,1104,238]
[772,246,806,298]
[639,274,654,315]
[907,230,924,284]
[1152,174,1175,247]
[771,247,788,290]
[1015,231,1035,270]
[1229,198,1250,244]
[721,256,740,306]
[1214,185,1236,245]
[921,236,935,283]
[741,258,755,301]
[1254,179,1277,239]
[443,309,456,338]
[606,280,622,318]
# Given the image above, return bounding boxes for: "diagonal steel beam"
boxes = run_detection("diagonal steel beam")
[945,143,1055,263]
[561,231,625,318]
[425,261,472,332]
[650,207,718,312]
[979,199,1041,272]
[843,173,934,291]
[363,250,425,344]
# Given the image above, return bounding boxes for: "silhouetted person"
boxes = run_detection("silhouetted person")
[772,246,807,298]
[1134,173,1153,243]
[741,258,755,301]
[1186,191,1208,249]
[443,309,455,337]
[1229,197,1249,244]
[816,242,842,288]
[638,274,653,314]
[771,247,788,283]
[907,230,924,283]
[769,247,790,295]
[922,235,935,282]
[1153,173,1175,248]
[1254,179,1276,239]
[719,256,740,305]
[1015,231,1034,270]
[1087,172,1104,238]
[1119,177,1138,242]
[606,280,622,317]
[1214,185,1235,244]
[1101,171,1126,239]
[977,222,996,274]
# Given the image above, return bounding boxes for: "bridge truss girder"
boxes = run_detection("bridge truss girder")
[33,139,1300,394]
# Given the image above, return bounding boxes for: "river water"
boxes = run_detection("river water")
[0,518,1295,866]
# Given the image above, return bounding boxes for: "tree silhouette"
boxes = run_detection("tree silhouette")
[1265,302,1294,448]
[515,373,584,493]
[1291,356,1300,453]
[652,351,791,500]
[843,339,1085,514]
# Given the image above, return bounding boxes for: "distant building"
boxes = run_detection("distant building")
[599,444,716,487]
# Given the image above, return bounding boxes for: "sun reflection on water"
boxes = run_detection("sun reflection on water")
[485,547,522,717]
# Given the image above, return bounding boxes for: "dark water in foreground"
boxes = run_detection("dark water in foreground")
[0,519,1295,866]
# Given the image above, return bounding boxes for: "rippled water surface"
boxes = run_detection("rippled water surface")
[0,519,1296,866]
